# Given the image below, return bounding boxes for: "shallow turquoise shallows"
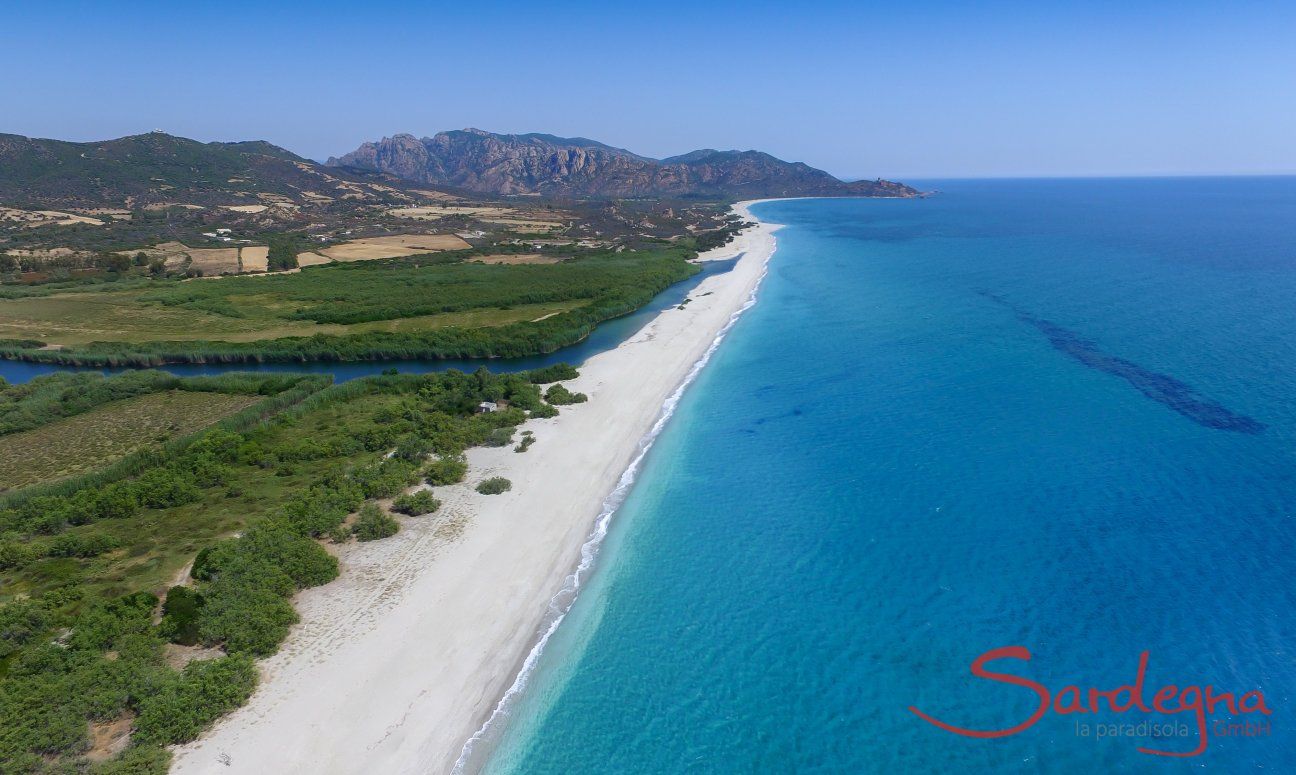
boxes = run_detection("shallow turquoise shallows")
[482,179,1296,773]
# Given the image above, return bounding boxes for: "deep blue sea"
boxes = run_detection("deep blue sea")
[478,179,1296,773]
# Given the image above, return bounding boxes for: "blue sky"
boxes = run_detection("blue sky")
[2,1,1293,179]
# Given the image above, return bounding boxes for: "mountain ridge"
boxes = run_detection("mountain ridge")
[328,128,918,199]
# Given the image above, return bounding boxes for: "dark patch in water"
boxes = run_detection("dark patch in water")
[981,292,1265,434]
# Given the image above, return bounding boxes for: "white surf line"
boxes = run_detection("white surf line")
[451,221,778,774]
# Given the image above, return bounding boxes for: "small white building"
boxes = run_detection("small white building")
[476,401,498,413]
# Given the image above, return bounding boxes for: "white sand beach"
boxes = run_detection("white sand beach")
[170,202,781,775]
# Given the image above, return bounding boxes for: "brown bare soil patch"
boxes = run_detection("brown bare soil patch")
[319,234,470,261]
[296,252,333,267]
[240,246,269,272]
[85,713,135,762]
[187,248,240,275]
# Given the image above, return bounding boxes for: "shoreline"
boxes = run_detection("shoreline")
[170,201,783,775]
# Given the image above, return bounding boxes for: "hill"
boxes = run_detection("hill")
[0,131,421,209]
[328,128,918,199]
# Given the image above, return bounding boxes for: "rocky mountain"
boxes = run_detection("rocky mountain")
[0,132,420,209]
[328,129,917,199]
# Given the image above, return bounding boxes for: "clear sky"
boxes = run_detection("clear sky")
[2,1,1294,179]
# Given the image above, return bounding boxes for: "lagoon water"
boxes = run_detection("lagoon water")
[0,258,737,385]
[482,180,1296,772]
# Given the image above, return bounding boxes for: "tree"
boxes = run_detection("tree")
[102,253,133,273]
[266,236,299,272]
[148,258,167,276]
[133,251,151,266]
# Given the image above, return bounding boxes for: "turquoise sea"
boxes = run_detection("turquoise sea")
[478,179,1296,772]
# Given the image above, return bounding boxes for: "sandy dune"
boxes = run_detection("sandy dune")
[170,204,778,775]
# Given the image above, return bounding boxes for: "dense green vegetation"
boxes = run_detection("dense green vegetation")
[0,245,701,366]
[0,364,579,772]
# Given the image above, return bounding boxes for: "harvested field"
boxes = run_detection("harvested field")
[319,234,470,261]
[240,246,269,272]
[186,248,240,275]
[223,204,268,213]
[296,251,333,267]
[0,390,260,491]
[389,205,516,219]
[482,218,565,232]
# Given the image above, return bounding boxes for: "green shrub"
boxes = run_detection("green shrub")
[529,402,558,419]
[193,523,337,655]
[67,591,159,651]
[483,426,515,447]
[425,456,467,486]
[133,655,257,745]
[391,490,440,516]
[132,468,202,509]
[0,541,36,570]
[353,504,399,542]
[476,477,512,495]
[514,432,535,453]
[0,598,48,658]
[525,363,579,384]
[159,586,205,646]
[544,384,588,405]
[352,458,420,499]
[45,530,120,558]
[393,434,432,463]
[87,744,172,774]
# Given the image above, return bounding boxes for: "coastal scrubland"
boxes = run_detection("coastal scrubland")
[0,364,583,773]
[0,391,259,491]
[0,242,707,365]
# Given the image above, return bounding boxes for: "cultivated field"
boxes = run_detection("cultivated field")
[389,204,567,233]
[296,251,332,267]
[240,245,269,271]
[0,390,260,491]
[317,234,470,261]
[185,247,240,275]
